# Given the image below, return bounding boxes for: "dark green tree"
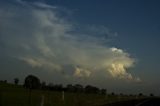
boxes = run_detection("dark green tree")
[101,89,107,95]
[138,93,143,97]
[24,75,40,89]
[150,93,154,97]
[14,78,19,85]
[111,92,115,96]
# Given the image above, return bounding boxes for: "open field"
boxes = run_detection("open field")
[0,82,144,106]
[101,98,160,106]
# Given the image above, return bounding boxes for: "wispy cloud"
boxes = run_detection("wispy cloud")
[0,0,140,82]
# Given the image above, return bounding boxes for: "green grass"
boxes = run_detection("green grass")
[0,82,138,106]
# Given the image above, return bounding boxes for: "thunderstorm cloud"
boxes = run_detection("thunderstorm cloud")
[0,0,140,82]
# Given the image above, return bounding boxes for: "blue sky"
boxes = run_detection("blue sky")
[0,0,160,95]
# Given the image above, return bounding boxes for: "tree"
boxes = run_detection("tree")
[24,75,40,89]
[138,93,143,97]
[85,85,100,94]
[120,93,124,96]
[4,80,7,83]
[41,81,46,89]
[101,89,107,95]
[66,84,75,92]
[150,93,154,97]
[74,84,83,92]
[111,92,115,96]
[48,83,54,90]
[53,84,63,91]
[14,78,19,85]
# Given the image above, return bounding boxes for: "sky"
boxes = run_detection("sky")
[0,0,160,95]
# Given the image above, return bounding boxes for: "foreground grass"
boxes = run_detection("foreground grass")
[0,83,139,106]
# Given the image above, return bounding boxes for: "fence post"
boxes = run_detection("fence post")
[40,95,45,106]
[62,91,64,101]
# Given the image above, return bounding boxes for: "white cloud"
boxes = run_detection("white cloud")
[111,47,123,53]
[73,67,91,78]
[20,57,42,67]
[20,57,62,71]
[33,2,57,9]
[0,1,140,82]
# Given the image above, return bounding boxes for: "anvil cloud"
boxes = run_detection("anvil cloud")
[0,0,140,82]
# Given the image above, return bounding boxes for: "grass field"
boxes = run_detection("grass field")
[0,82,139,106]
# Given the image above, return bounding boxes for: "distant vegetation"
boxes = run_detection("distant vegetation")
[14,78,19,85]
[22,75,107,95]
[0,74,156,106]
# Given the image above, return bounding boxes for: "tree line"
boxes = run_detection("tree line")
[23,75,107,95]
[1,74,155,97]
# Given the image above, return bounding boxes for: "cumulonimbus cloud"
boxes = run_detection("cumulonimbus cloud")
[0,0,140,82]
